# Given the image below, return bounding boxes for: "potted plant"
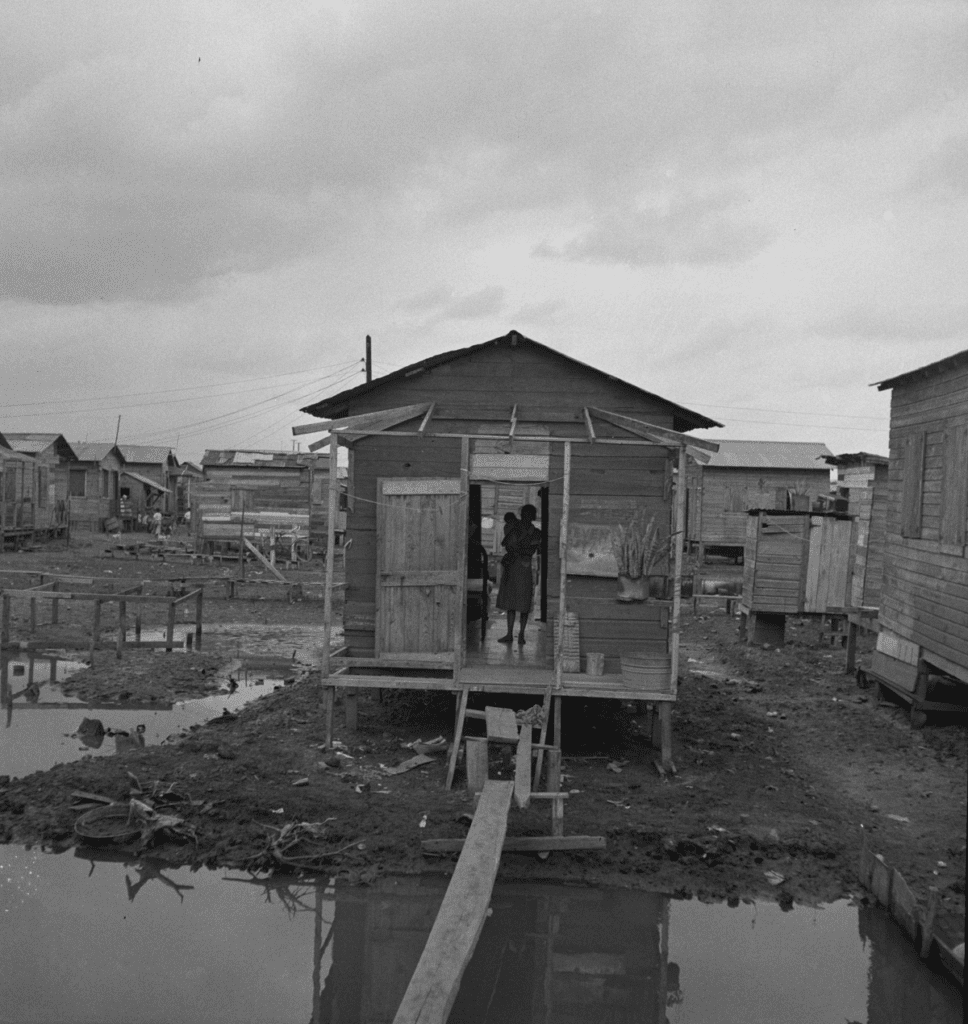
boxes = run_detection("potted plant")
[612,510,673,602]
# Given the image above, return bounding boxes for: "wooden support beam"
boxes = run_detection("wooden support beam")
[243,538,287,582]
[484,706,518,741]
[321,430,338,697]
[445,688,469,791]
[582,407,596,443]
[514,726,532,809]
[418,402,436,435]
[509,404,518,439]
[422,835,604,854]
[393,780,513,1024]
[303,402,432,438]
[307,436,330,453]
[587,408,719,459]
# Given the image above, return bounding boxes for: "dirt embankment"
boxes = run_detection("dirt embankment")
[0,543,964,930]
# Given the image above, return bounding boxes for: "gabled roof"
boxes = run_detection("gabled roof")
[3,433,78,461]
[202,449,322,469]
[118,444,178,466]
[875,347,968,390]
[71,442,125,464]
[177,460,204,476]
[701,440,833,470]
[300,330,721,432]
[0,430,9,449]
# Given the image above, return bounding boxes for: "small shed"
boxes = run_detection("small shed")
[825,452,889,609]
[686,439,833,556]
[68,443,126,531]
[870,348,968,722]
[294,330,721,768]
[1,433,76,538]
[1,434,40,549]
[740,509,856,644]
[193,448,340,558]
[117,444,179,520]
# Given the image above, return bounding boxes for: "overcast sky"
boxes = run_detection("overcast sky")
[1,0,965,462]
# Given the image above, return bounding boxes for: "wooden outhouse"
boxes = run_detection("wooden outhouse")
[686,440,833,558]
[193,449,340,558]
[294,331,720,767]
[1,433,76,539]
[869,348,968,722]
[117,444,178,520]
[825,452,889,609]
[740,509,856,644]
[67,443,125,531]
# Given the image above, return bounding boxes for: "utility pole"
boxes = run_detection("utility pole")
[114,415,121,445]
[365,335,372,383]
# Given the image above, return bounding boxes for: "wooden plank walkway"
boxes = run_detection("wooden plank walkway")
[393,780,514,1024]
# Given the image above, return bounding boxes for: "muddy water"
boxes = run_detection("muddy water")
[0,847,959,1024]
[0,651,292,779]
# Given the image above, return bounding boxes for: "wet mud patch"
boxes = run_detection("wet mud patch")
[57,651,226,703]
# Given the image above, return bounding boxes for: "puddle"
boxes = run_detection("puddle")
[0,848,959,1024]
[0,651,292,779]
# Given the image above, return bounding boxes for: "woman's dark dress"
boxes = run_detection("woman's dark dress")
[496,523,541,614]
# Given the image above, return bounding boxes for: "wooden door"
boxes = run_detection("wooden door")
[804,516,855,612]
[375,478,467,658]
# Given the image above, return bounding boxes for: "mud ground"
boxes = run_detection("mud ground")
[0,539,964,938]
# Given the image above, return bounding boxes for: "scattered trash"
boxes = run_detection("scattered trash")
[515,705,545,728]
[270,807,285,814]
[292,778,310,787]
[766,711,778,718]
[937,861,947,867]
[419,814,428,828]
[605,799,631,810]
[605,760,627,774]
[886,814,910,823]
[384,754,436,776]
[708,825,727,833]
[405,736,448,756]
[764,870,785,886]
[729,733,741,740]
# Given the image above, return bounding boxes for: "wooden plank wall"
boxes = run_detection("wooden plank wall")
[880,363,968,678]
[68,457,122,531]
[547,442,672,674]
[193,464,329,549]
[343,435,462,656]
[696,468,830,547]
[843,463,888,607]
[745,513,809,614]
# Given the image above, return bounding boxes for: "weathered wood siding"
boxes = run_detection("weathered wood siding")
[343,435,462,655]
[688,466,829,547]
[1,450,36,536]
[68,453,123,531]
[742,512,809,613]
[549,442,673,673]
[842,462,888,607]
[120,462,170,517]
[336,341,682,665]
[193,462,334,550]
[880,362,968,681]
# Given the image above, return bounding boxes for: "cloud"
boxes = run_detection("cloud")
[440,286,504,320]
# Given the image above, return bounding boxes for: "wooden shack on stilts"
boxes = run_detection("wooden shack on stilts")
[294,332,720,776]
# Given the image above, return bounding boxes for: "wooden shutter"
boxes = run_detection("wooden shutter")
[940,424,968,546]
[900,432,925,539]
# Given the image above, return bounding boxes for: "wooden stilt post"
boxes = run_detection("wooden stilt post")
[90,598,102,662]
[29,593,37,634]
[194,588,203,651]
[51,581,59,625]
[663,443,687,771]
[322,432,338,742]
[445,687,469,790]
[166,597,176,652]
[538,440,571,788]
[117,598,127,659]
[1,594,10,648]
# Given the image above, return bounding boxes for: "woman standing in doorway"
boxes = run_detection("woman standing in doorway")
[496,503,542,644]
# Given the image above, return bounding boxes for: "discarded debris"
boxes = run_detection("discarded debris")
[605,760,627,774]
[886,814,910,823]
[292,777,310,787]
[605,799,631,810]
[384,754,436,776]
[764,870,785,886]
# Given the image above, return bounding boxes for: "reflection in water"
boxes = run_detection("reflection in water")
[0,845,961,1024]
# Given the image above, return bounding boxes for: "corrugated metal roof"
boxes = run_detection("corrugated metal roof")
[702,440,833,470]
[875,347,968,390]
[3,433,77,460]
[122,469,171,493]
[300,330,722,432]
[71,442,124,463]
[201,449,323,469]
[118,444,177,465]
[825,451,889,467]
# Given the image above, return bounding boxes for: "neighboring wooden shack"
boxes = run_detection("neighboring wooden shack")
[117,444,179,521]
[686,440,833,558]
[295,330,721,767]
[68,443,125,531]
[740,509,855,644]
[826,451,889,608]
[1,433,76,538]
[174,460,204,521]
[0,432,39,549]
[193,448,340,557]
[870,348,968,722]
